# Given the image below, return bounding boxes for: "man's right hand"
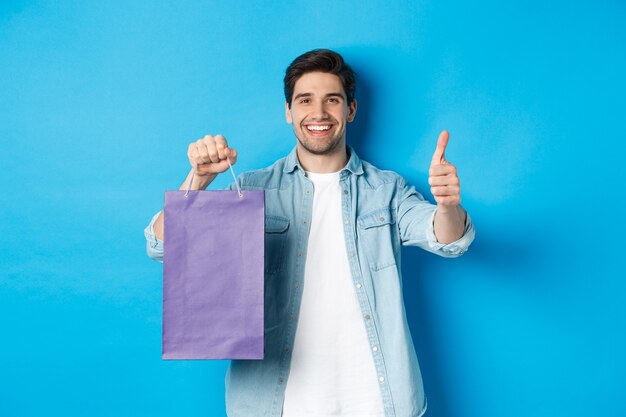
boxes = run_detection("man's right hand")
[188,134,238,176]
[152,134,238,241]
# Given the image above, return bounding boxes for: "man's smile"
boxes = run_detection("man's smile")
[303,123,335,136]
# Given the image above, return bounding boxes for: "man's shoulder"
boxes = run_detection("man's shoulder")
[238,155,291,190]
[358,158,406,189]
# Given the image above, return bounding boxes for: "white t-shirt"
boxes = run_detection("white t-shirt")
[282,171,385,417]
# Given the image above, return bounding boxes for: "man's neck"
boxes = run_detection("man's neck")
[296,144,348,173]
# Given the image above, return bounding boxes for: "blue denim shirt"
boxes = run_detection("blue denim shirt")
[145,146,475,417]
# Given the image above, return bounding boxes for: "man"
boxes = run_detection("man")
[145,49,475,417]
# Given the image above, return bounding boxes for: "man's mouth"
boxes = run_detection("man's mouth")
[304,124,334,136]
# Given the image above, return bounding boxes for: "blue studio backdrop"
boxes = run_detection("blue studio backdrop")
[1,1,624,416]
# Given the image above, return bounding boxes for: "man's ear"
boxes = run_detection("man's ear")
[285,102,293,124]
[347,99,357,122]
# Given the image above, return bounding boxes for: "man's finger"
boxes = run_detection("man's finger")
[195,142,211,164]
[429,163,457,177]
[224,147,237,160]
[429,174,459,186]
[431,185,460,196]
[431,130,449,165]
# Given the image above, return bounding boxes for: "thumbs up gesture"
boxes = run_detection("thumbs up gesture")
[429,130,461,208]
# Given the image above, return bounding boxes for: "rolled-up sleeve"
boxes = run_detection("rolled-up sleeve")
[396,177,475,258]
[144,211,164,263]
[425,209,475,257]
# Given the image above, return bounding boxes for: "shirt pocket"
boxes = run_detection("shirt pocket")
[357,207,399,271]
[265,215,290,275]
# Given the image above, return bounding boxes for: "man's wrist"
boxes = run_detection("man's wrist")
[435,204,460,216]
[180,170,217,191]
[193,173,217,190]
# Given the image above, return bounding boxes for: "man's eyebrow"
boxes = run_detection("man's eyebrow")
[293,92,313,101]
[293,92,346,100]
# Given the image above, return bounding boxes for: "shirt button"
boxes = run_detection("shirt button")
[356,283,362,289]
[372,346,378,352]
[364,314,371,320]
[344,219,349,224]
[278,378,284,384]
[343,190,348,195]
[284,347,290,352]
[348,251,354,257]
[379,217,385,222]
[379,376,385,382]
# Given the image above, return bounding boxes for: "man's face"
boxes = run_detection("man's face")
[285,71,357,156]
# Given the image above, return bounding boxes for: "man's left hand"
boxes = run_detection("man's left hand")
[428,130,461,209]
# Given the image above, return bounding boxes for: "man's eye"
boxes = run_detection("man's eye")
[327,98,340,103]
[300,98,311,104]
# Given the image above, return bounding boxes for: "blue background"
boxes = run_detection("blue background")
[1,1,624,416]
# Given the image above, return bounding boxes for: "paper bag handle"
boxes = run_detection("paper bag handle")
[185,157,242,198]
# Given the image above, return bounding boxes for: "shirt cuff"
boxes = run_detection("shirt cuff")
[426,209,475,256]
[144,211,164,262]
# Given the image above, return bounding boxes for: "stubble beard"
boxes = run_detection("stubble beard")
[295,126,345,156]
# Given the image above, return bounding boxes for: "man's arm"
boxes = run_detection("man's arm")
[433,205,466,244]
[396,177,474,258]
[395,130,474,257]
[150,134,237,241]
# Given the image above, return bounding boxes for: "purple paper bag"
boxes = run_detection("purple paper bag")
[162,187,264,360]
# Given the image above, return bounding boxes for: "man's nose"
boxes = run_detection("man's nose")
[311,101,328,119]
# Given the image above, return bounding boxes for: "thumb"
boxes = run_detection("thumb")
[431,130,449,165]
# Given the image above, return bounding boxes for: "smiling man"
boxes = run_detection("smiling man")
[286,70,356,160]
[145,49,475,417]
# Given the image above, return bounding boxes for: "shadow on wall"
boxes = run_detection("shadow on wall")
[347,66,372,158]
[401,247,456,417]
[342,45,413,161]
[400,229,545,417]
[342,45,433,165]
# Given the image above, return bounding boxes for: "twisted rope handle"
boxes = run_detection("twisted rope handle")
[185,156,242,198]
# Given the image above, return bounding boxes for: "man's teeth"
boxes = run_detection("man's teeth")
[306,125,332,131]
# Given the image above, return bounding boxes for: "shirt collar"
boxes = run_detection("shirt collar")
[282,145,364,176]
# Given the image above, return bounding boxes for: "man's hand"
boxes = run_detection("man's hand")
[188,134,238,177]
[428,130,461,210]
[428,130,466,244]
[153,134,238,241]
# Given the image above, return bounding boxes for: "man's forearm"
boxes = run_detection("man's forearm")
[153,170,217,240]
[433,205,466,244]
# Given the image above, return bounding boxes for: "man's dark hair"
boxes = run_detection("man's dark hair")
[284,49,356,108]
